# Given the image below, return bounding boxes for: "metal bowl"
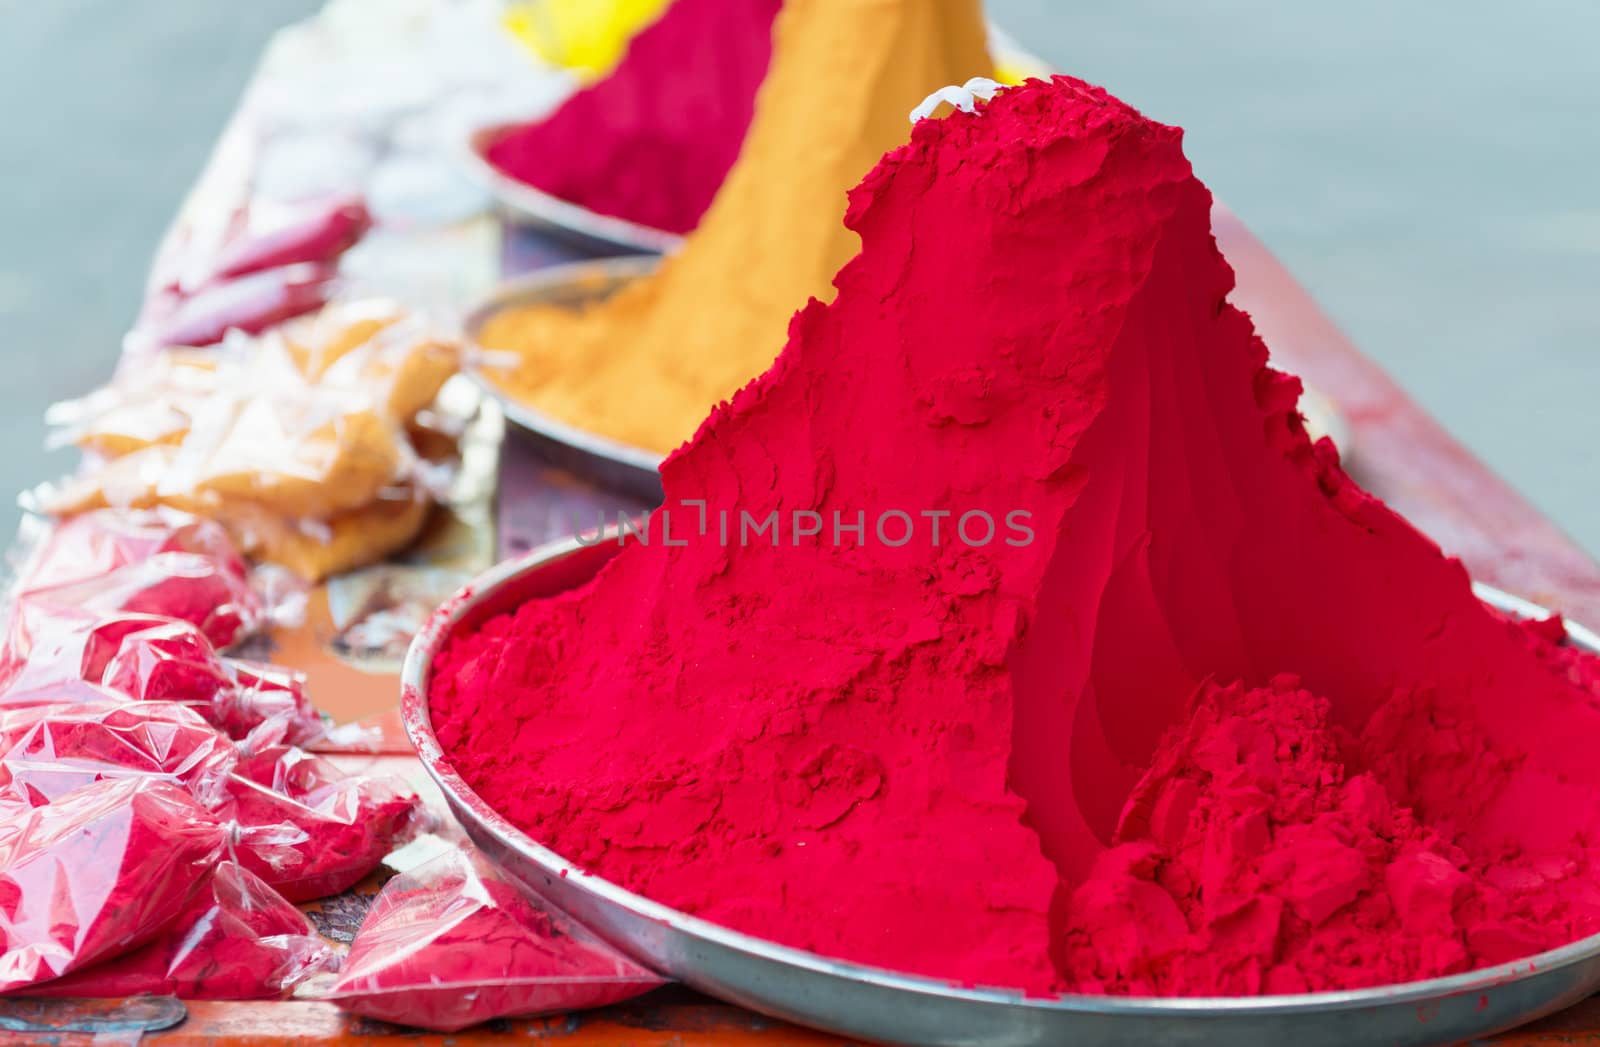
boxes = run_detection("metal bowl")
[402,531,1600,1047]
[461,123,686,256]
[464,256,666,502]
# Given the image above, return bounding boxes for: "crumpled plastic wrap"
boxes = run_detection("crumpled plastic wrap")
[37,301,462,581]
[0,509,421,1000]
[0,612,328,749]
[29,861,337,1000]
[0,702,237,809]
[0,777,225,992]
[321,844,664,1031]
[7,508,268,653]
[224,745,419,902]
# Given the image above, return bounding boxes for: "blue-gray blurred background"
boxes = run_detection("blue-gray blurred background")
[1,1,1595,551]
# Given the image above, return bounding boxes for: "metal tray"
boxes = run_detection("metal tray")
[461,123,686,256]
[402,531,1600,1047]
[464,256,666,502]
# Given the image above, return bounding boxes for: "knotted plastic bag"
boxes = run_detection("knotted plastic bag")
[223,746,418,902]
[0,701,237,808]
[30,861,336,999]
[8,508,265,652]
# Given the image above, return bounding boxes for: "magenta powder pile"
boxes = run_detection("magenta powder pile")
[487,0,782,234]
[437,75,1600,998]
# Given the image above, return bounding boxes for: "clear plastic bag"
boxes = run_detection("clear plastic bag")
[0,701,237,809]
[15,508,249,591]
[208,197,370,283]
[215,659,325,750]
[0,611,329,749]
[0,778,225,992]
[224,746,418,902]
[8,509,266,651]
[29,861,337,1000]
[136,262,340,350]
[322,844,664,1031]
[37,308,461,582]
[0,610,170,702]
[95,618,326,747]
[148,194,369,299]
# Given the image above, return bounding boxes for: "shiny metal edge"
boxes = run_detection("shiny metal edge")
[401,536,1600,1046]
[463,257,666,503]
[460,123,686,256]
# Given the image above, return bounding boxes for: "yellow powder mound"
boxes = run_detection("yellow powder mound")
[481,0,993,455]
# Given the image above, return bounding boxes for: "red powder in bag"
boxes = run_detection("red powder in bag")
[0,777,224,991]
[223,746,417,902]
[323,845,662,1031]
[433,75,1600,994]
[29,861,335,1000]
[0,610,323,750]
[99,619,237,706]
[0,611,169,702]
[11,509,262,652]
[137,262,337,351]
[0,702,237,809]
[70,618,323,747]
[209,197,370,282]
[18,509,249,593]
[216,660,326,749]
[486,0,780,234]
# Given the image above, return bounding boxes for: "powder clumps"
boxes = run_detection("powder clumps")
[480,0,993,455]
[1061,674,1600,996]
[435,75,1600,995]
[487,0,781,235]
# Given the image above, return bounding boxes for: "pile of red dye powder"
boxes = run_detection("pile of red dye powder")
[486,0,780,234]
[433,76,1600,996]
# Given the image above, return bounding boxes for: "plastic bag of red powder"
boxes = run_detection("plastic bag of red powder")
[0,777,224,991]
[322,845,663,1031]
[0,611,172,703]
[134,262,340,350]
[223,746,418,902]
[0,610,328,749]
[9,509,265,650]
[29,861,336,999]
[0,701,237,808]
[215,659,325,750]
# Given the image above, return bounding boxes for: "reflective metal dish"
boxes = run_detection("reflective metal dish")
[402,531,1600,1047]
[461,123,685,255]
[464,256,665,502]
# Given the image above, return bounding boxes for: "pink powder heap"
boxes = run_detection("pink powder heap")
[1062,671,1600,996]
[434,75,1600,996]
[486,0,781,234]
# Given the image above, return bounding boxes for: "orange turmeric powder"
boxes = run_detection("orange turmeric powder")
[480,0,993,455]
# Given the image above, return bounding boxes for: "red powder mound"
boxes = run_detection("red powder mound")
[486,0,780,234]
[1060,675,1600,995]
[433,76,1600,994]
